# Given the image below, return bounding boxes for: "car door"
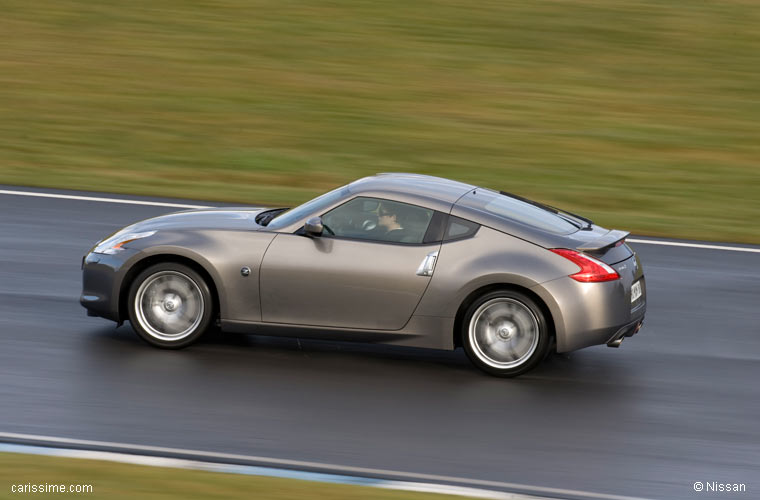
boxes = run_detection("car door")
[259,197,442,330]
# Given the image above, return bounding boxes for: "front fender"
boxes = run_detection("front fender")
[134,245,228,315]
[121,230,276,322]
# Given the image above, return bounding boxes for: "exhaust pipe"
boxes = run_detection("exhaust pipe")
[608,320,643,347]
[607,337,624,348]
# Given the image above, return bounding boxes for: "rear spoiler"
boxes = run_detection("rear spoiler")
[576,230,630,252]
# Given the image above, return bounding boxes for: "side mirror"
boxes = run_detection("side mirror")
[304,216,324,237]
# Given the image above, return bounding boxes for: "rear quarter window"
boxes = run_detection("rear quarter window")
[445,216,479,241]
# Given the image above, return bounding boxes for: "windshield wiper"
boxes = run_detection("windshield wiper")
[255,208,289,227]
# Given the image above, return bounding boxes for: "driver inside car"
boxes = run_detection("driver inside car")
[377,203,407,242]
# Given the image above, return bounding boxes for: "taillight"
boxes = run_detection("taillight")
[550,248,620,282]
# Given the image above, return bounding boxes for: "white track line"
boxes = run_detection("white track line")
[0,432,653,500]
[0,189,210,209]
[627,238,760,254]
[2,188,758,254]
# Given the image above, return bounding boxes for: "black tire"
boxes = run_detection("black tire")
[127,262,214,349]
[462,290,551,377]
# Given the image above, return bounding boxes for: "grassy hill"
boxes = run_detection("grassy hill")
[2,0,759,242]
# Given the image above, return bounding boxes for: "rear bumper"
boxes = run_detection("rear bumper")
[531,253,647,353]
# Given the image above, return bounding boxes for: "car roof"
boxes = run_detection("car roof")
[348,173,476,210]
[348,174,590,248]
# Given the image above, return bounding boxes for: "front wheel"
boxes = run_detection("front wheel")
[462,290,551,377]
[127,263,214,348]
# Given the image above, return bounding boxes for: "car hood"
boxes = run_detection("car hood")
[123,207,269,233]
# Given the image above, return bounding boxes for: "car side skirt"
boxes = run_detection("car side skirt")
[221,314,456,350]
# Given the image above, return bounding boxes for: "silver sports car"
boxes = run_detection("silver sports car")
[81,173,646,377]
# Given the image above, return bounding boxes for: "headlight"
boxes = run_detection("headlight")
[93,230,156,255]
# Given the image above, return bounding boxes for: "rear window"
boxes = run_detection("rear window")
[465,189,578,235]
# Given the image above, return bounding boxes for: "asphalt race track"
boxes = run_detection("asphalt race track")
[1,186,758,500]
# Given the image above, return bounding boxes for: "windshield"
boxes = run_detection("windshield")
[267,185,350,230]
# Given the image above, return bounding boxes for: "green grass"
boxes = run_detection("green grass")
[1,1,759,242]
[0,452,477,499]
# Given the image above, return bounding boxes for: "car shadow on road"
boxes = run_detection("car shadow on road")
[87,322,641,387]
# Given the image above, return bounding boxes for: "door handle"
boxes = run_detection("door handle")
[416,251,439,277]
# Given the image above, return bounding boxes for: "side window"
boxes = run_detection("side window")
[444,215,479,241]
[322,197,434,244]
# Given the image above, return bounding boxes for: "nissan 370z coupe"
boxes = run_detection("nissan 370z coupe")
[81,173,646,377]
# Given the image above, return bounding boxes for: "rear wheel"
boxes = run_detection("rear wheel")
[127,263,213,348]
[462,290,550,377]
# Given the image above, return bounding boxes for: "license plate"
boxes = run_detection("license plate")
[631,280,642,303]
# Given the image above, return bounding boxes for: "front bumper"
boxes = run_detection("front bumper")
[80,250,137,322]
